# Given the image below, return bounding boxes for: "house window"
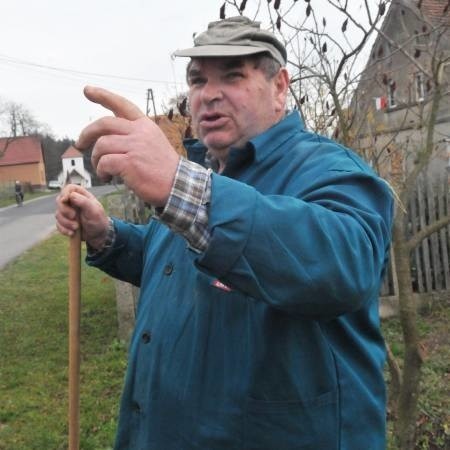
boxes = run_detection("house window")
[415,32,426,45]
[415,73,425,101]
[377,45,384,59]
[71,159,75,166]
[415,25,428,45]
[388,80,396,108]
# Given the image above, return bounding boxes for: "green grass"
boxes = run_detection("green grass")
[0,230,448,449]
[382,302,450,449]
[0,233,126,450]
[0,191,55,208]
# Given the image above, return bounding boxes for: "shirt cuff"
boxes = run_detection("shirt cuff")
[86,216,116,257]
[155,157,212,252]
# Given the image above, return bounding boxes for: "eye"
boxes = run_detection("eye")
[225,71,243,80]
[189,76,206,86]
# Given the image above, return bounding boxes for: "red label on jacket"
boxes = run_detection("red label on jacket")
[211,279,233,292]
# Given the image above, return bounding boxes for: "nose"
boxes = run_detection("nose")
[200,79,223,104]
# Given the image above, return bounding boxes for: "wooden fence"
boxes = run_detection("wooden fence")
[0,181,34,201]
[381,175,450,297]
[0,181,15,201]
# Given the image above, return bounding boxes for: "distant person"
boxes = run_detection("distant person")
[56,16,393,450]
[14,181,24,206]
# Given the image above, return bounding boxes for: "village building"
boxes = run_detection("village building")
[57,146,92,188]
[350,0,450,181]
[0,136,47,188]
[349,0,450,297]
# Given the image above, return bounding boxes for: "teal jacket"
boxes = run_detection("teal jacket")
[88,111,393,450]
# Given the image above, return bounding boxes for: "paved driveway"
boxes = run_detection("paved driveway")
[0,185,117,270]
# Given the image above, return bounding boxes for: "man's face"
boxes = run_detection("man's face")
[187,57,288,161]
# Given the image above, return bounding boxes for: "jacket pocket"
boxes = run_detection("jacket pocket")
[244,389,338,450]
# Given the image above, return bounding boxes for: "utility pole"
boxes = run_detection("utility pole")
[146,88,157,120]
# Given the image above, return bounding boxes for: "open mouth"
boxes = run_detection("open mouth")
[202,113,222,121]
[199,113,228,128]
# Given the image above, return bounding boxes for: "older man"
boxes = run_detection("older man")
[56,16,393,450]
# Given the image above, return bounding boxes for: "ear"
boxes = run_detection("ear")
[273,68,290,112]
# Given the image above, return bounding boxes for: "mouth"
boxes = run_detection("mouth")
[198,112,228,129]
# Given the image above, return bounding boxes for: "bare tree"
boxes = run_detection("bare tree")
[373,4,449,449]
[0,99,51,160]
[0,100,46,137]
[351,4,449,448]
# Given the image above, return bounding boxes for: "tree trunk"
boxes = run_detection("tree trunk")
[392,215,424,450]
[385,342,401,418]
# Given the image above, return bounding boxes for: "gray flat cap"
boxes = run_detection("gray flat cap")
[173,16,287,66]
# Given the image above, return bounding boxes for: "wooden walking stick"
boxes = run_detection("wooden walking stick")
[68,220,81,450]
[64,86,143,448]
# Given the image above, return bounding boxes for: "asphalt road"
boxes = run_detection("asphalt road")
[0,185,117,270]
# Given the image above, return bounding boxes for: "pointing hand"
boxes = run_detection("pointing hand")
[76,86,180,207]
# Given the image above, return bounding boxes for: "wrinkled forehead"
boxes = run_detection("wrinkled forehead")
[187,56,248,75]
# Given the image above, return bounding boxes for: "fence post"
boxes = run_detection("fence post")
[106,191,148,342]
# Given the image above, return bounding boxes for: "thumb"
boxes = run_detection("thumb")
[68,191,97,213]
[83,86,145,120]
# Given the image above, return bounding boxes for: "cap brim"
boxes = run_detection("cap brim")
[173,45,269,59]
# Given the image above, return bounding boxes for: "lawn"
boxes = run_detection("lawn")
[0,233,126,450]
[0,190,55,208]
[0,231,448,449]
[382,302,450,449]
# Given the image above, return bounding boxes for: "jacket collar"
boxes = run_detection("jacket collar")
[184,110,305,168]
[248,110,304,163]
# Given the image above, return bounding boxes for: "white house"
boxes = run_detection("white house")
[58,146,92,188]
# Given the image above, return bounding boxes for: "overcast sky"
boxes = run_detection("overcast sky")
[0,0,375,140]
[0,0,223,139]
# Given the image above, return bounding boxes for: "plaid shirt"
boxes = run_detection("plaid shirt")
[88,158,212,256]
[154,157,212,252]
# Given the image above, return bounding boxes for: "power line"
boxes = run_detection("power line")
[0,61,149,96]
[0,53,184,86]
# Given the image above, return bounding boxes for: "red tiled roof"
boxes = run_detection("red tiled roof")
[0,136,43,166]
[61,146,83,159]
[421,0,450,23]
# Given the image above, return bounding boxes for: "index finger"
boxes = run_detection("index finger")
[84,86,145,121]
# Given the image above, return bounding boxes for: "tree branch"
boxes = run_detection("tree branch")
[403,74,443,199]
[407,215,450,252]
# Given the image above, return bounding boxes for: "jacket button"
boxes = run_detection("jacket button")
[142,331,152,344]
[131,401,141,413]
[164,263,174,275]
